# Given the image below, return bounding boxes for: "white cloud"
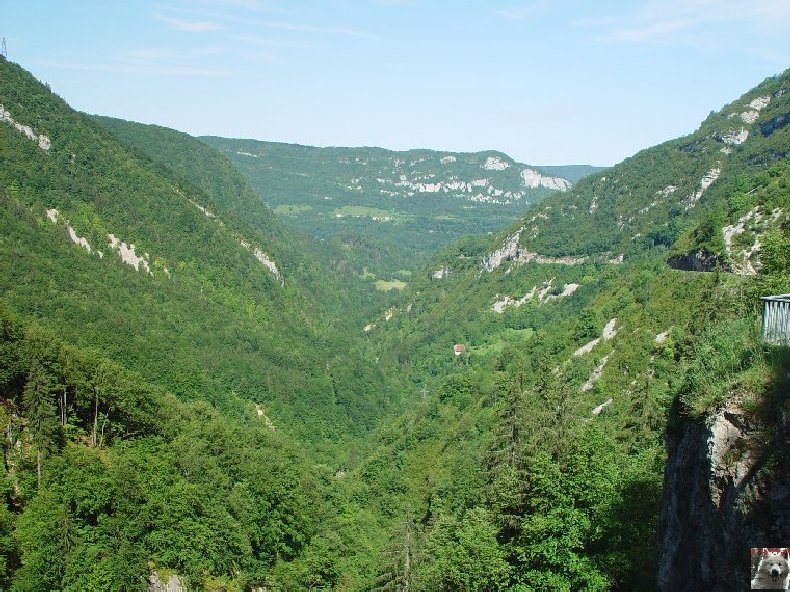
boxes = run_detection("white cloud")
[155,14,222,32]
[584,0,790,45]
[252,20,380,40]
[496,1,549,21]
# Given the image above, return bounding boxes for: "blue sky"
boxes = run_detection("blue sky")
[2,0,788,166]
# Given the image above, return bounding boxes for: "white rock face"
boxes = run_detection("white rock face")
[685,168,721,209]
[720,129,749,145]
[520,168,572,191]
[189,199,216,218]
[148,570,185,592]
[67,225,92,253]
[706,401,751,506]
[722,206,782,275]
[581,354,611,392]
[591,398,613,416]
[519,251,588,266]
[655,330,670,344]
[44,208,92,254]
[0,104,51,151]
[432,266,450,279]
[748,96,770,111]
[107,234,152,275]
[483,156,510,170]
[483,226,588,272]
[253,248,283,284]
[492,281,580,313]
[238,239,284,286]
[601,317,618,340]
[235,151,259,157]
[735,97,769,125]
[589,196,599,214]
[574,318,618,356]
[483,228,523,272]
[440,155,457,164]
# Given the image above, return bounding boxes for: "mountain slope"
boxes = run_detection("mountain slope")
[0,57,397,451]
[200,137,601,279]
[91,115,390,322]
[351,70,790,590]
[478,69,789,269]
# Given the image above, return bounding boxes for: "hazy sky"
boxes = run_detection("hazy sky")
[2,0,788,166]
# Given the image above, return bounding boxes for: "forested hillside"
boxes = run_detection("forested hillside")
[0,57,399,451]
[490,69,790,266]
[350,69,790,590]
[0,54,788,591]
[91,115,391,320]
[200,137,601,282]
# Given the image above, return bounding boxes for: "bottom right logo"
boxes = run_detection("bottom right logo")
[752,548,790,590]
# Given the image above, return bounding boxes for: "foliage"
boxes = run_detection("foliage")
[0,55,788,591]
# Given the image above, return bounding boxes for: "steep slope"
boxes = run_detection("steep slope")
[479,69,789,270]
[349,70,790,590]
[91,115,387,322]
[0,307,330,590]
[0,57,397,452]
[200,137,600,280]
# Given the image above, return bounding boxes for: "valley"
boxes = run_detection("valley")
[199,136,602,283]
[0,54,788,591]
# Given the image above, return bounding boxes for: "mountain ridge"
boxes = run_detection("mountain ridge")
[200,135,603,279]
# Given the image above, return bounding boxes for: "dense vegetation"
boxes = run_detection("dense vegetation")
[199,137,601,282]
[0,57,399,454]
[0,56,788,590]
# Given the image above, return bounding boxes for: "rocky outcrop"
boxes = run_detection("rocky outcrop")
[520,168,572,191]
[148,571,185,592]
[760,112,790,137]
[0,103,51,150]
[657,398,790,591]
[667,250,729,273]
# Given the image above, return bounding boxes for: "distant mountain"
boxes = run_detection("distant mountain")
[200,137,600,280]
[535,164,607,183]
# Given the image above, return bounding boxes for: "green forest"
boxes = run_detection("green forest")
[0,56,789,590]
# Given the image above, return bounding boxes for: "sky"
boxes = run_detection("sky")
[1,1,788,166]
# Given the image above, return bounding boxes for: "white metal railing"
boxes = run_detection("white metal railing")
[761,294,790,345]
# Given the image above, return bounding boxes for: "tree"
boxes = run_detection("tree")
[419,507,510,590]
[374,516,417,591]
[21,359,61,487]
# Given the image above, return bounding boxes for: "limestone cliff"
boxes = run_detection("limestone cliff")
[657,394,790,591]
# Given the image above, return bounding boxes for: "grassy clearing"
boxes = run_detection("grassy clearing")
[375,279,408,291]
[473,328,535,356]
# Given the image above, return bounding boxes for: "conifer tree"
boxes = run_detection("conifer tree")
[21,359,61,487]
